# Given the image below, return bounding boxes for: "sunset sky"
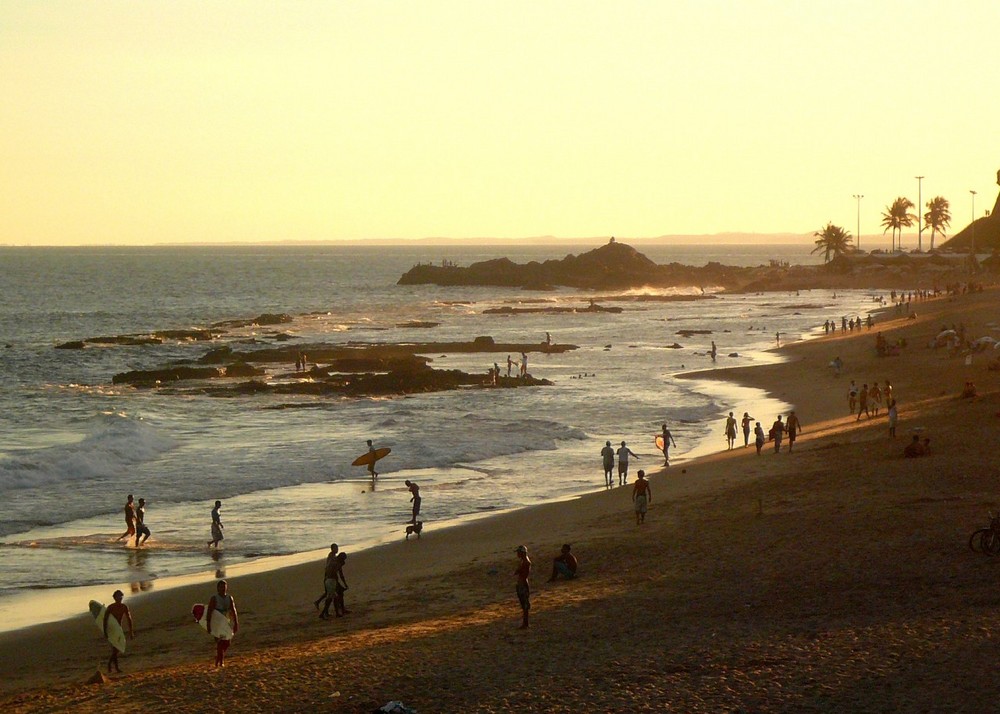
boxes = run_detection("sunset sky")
[2,1,998,245]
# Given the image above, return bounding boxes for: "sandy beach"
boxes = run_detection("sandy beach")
[3,286,1000,713]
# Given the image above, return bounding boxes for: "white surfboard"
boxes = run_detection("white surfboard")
[89,600,127,653]
[192,603,234,640]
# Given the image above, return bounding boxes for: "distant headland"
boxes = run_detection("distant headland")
[398,238,994,292]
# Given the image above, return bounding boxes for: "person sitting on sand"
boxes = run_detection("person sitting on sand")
[103,589,134,674]
[514,545,532,629]
[207,580,239,667]
[632,469,651,525]
[548,543,578,582]
[903,435,927,458]
[961,381,977,399]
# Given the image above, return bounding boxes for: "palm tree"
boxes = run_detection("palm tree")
[924,196,951,251]
[812,222,853,262]
[881,197,915,251]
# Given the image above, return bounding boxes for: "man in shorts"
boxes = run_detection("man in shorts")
[134,498,150,547]
[616,441,638,486]
[632,469,652,525]
[601,440,615,487]
[103,589,134,673]
[115,494,136,543]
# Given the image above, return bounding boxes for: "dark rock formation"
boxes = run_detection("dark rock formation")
[112,363,264,386]
[483,303,623,315]
[55,341,86,350]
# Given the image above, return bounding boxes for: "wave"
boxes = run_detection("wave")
[0,412,176,492]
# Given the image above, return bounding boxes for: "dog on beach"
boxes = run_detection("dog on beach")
[405,521,423,540]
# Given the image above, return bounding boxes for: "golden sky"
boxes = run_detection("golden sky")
[2,1,998,245]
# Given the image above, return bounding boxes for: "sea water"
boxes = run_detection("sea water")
[0,243,879,630]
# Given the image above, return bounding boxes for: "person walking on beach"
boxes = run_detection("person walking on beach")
[548,543,578,581]
[632,470,651,525]
[134,498,150,547]
[514,545,532,629]
[327,552,350,618]
[404,480,421,524]
[616,441,638,486]
[724,412,738,450]
[601,440,615,488]
[754,421,766,455]
[659,424,676,466]
[207,580,239,667]
[207,500,224,548]
[741,412,754,447]
[771,415,785,453]
[115,494,136,543]
[785,411,802,453]
[103,589,134,674]
[314,543,340,612]
[887,399,898,438]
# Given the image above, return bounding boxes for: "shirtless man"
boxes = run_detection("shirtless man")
[548,543,578,581]
[632,469,652,525]
[366,439,379,481]
[314,543,339,613]
[114,494,136,543]
[103,590,134,673]
[514,545,532,629]
[405,480,421,524]
[724,412,738,450]
[659,424,677,465]
[601,440,615,488]
[207,500,224,548]
[785,411,802,452]
[616,441,638,486]
[134,498,150,547]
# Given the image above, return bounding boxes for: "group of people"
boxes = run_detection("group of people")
[824,315,873,334]
[113,494,151,548]
[848,379,897,430]
[722,411,801,454]
[513,542,578,629]
[600,440,639,487]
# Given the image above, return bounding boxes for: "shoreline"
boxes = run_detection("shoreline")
[5,285,998,710]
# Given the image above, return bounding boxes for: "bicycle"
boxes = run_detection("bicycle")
[968,511,1000,555]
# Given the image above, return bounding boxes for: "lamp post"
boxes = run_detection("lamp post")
[853,194,863,252]
[970,190,977,259]
[915,176,924,251]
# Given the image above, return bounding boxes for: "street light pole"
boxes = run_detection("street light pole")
[970,190,977,259]
[915,176,924,251]
[853,194,863,252]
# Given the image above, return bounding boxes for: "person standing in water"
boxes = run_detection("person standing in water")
[616,441,638,486]
[601,440,615,488]
[102,589,134,674]
[115,494,136,543]
[632,469,651,525]
[207,500,224,548]
[659,424,676,466]
[207,579,239,667]
[514,545,532,629]
[134,498,150,547]
[366,439,379,482]
[710,340,718,362]
[404,480,421,524]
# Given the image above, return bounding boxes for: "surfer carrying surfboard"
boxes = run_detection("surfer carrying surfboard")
[658,424,677,465]
[103,590,134,673]
[207,580,239,667]
[366,439,379,481]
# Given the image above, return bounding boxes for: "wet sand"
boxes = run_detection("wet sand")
[4,287,1000,712]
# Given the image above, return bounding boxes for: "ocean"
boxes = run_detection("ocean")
[0,242,879,631]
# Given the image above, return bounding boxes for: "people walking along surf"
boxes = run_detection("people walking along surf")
[134,498,150,547]
[601,440,615,488]
[632,469,651,525]
[659,424,676,466]
[514,545,532,629]
[724,412,738,450]
[103,590,134,674]
[314,543,339,613]
[207,500,224,549]
[405,480,421,524]
[616,441,638,486]
[320,552,350,618]
[115,495,136,543]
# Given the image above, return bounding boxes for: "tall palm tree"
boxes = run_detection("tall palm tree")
[924,196,951,251]
[812,222,853,262]
[881,197,915,251]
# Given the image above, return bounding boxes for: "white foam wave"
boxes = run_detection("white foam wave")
[0,413,176,492]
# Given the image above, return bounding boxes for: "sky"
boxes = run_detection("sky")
[1,1,998,246]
